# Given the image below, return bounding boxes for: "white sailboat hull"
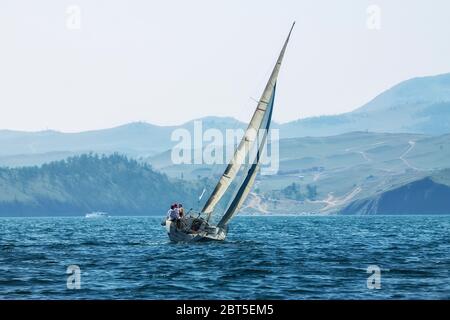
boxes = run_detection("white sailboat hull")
[165,219,226,242]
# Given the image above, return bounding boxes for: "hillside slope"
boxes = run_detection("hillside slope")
[340,173,450,215]
[146,131,450,215]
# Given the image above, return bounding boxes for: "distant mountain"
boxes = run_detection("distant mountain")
[0,154,204,216]
[0,122,173,158]
[0,117,246,166]
[281,73,450,137]
[148,131,450,178]
[0,73,449,167]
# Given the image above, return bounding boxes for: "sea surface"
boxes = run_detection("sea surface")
[0,215,449,299]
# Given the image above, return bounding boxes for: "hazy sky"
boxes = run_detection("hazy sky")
[1,0,450,132]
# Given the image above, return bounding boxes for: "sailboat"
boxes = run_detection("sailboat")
[164,23,294,242]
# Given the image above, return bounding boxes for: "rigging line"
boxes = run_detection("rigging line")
[250,97,259,104]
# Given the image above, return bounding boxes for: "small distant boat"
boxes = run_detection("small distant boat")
[85,211,109,218]
[163,22,295,242]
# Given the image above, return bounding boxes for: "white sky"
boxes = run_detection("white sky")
[1,0,449,132]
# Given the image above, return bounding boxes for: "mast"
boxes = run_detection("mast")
[201,22,295,221]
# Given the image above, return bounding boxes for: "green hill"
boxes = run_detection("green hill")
[0,154,203,216]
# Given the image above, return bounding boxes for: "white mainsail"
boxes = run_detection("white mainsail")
[201,22,295,221]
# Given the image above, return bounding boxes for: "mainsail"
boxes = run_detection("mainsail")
[202,22,295,221]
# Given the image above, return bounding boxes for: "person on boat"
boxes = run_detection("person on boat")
[167,204,178,221]
[178,204,184,218]
[172,203,184,228]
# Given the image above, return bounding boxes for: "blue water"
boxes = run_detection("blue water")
[0,215,449,299]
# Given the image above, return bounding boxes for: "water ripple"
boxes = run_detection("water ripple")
[0,215,449,299]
